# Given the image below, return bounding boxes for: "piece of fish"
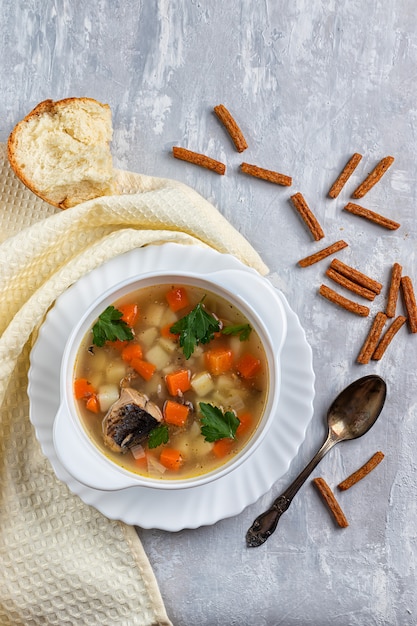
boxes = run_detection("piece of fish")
[102,387,163,453]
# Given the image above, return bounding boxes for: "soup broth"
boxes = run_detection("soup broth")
[73,283,269,480]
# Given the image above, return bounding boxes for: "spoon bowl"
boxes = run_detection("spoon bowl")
[246,375,387,547]
[328,375,387,440]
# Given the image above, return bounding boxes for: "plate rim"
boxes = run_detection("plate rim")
[28,243,315,530]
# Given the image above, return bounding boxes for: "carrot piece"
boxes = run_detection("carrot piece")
[236,353,261,379]
[236,412,253,437]
[159,448,184,471]
[205,348,234,376]
[165,286,190,312]
[74,378,96,399]
[130,358,156,381]
[212,438,235,459]
[118,303,139,327]
[121,342,143,363]
[161,323,179,340]
[85,394,100,413]
[164,400,190,427]
[165,369,191,395]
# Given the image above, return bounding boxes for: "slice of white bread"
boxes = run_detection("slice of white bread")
[8,97,115,209]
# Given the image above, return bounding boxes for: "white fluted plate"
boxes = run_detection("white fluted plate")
[28,243,315,531]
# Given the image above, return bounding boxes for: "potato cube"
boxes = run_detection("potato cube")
[106,361,128,384]
[137,326,158,347]
[158,337,177,353]
[216,374,236,391]
[160,308,178,327]
[227,394,245,413]
[146,345,171,370]
[98,383,120,412]
[143,303,165,327]
[191,371,215,397]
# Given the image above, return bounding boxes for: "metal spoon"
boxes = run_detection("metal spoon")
[246,375,387,547]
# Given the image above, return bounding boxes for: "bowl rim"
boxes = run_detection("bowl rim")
[54,266,287,491]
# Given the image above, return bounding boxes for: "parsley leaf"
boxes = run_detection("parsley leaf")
[92,305,134,347]
[170,299,220,358]
[199,402,240,442]
[221,323,252,341]
[148,424,169,449]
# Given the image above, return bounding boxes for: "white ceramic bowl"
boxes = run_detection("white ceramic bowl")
[53,264,287,491]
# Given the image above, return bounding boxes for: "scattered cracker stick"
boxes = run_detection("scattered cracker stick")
[352,155,395,199]
[357,312,388,364]
[326,267,377,301]
[290,192,325,241]
[372,315,407,360]
[319,284,370,316]
[386,262,402,318]
[298,240,348,268]
[338,451,385,491]
[172,146,226,175]
[214,104,248,153]
[343,202,400,230]
[328,153,363,198]
[240,162,292,186]
[312,477,349,528]
[400,276,417,333]
[330,259,383,294]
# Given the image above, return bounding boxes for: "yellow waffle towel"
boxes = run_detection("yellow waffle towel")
[0,143,267,625]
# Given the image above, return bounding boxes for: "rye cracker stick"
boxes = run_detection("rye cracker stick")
[319,284,370,316]
[241,162,292,186]
[290,192,325,241]
[372,315,407,360]
[326,267,377,301]
[298,240,348,268]
[400,276,417,333]
[172,146,226,175]
[338,451,385,491]
[330,259,383,294]
[214,104,248,153]
[328,153,363,198]
[352,155,395,199]
[386,262,402,318]
[344,202,400,231]
[357,312,388,364]
[312,477,349,528]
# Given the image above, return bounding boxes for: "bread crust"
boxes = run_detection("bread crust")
[8,97,113,209]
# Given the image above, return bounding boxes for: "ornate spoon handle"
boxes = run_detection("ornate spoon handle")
[246,435,337,547]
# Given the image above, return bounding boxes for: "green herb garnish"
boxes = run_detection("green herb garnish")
[170,299,220,359]
[221,323,252,341]
[199,402,240,442]
[148,424,169,449]
[92,306,134,347]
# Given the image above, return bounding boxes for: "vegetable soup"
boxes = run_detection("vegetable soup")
[73,283,269,480]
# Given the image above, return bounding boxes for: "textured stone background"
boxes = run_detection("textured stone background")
[1,1,416,624]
